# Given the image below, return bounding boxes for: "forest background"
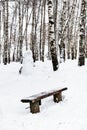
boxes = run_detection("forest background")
[0,0,87,70]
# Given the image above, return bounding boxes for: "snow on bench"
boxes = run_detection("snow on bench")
[21,87,68,114]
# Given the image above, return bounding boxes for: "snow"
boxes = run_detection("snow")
[0,58,87,130]
[22,50,34,75]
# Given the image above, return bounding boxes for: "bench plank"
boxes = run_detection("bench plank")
[21,87,67,103]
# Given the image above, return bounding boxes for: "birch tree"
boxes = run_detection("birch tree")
[19,1,23,63]
[0,3,1,63]
[47,0,58,71]
[85,1,87,57]
[59,0,66,62]
[3,0,9,65]
[41,0,46,62]
[25,4,28,50]
[78,0,86,66]
[31,0,36,62]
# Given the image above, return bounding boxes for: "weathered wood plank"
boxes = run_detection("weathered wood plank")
[21,87,67,103]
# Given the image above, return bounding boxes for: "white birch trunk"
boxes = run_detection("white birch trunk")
[48,0,58,71]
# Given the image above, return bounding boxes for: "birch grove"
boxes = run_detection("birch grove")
[0,0,87,70]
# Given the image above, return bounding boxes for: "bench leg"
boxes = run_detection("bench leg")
[53,92,62,103]
[30,101,40,114]
[39,100,41,105]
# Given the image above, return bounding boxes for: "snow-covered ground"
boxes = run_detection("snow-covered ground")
[0,58,87,130]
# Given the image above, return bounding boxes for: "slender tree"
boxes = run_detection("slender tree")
[59,0,66,62]
[25,4,28,50]
[41,0,46,62]
[31,0,36,62]
[3,0,9,65]
[0,3,1,63]
[85,1,87,57]
[47,0,58,71]
[66,0,71,59]
[39,0,43,61]
[78,0,86,66]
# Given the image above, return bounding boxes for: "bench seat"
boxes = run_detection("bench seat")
[21,87,67,114]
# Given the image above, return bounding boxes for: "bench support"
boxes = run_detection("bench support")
[30,101,40,113]
[53,92,62,103]
[39,100,41,105]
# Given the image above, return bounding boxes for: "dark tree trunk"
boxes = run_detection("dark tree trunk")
[78,0,86,66]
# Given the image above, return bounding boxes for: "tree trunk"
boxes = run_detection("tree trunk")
[13,3,17,62]
[0,4,1,63]
[78,0,86,66]
[31,1,36,62]
[3,1,8,65]
[39,0,43,61]
[42,0,46,62]
[59,1,66,62]
[47,0,58,71]
[25,4,28,51]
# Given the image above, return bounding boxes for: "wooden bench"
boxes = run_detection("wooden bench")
[21,87,67,114]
